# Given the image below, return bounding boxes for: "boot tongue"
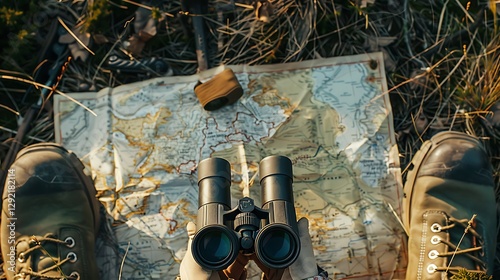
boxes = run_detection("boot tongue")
[34,241,63,276]
[448,219,481,270]
[450,236,475,269]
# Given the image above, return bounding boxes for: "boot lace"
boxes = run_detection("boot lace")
[426,215,487,276]
[15,234,80,280]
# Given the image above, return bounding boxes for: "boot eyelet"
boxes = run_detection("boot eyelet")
[18,253,26,263]
[427,264,437,273]
[430,235,441,245]
[66,252,78,263]
[70,271,80,279]
[428,250,439,259]
[430,223,442,232]
[65,237,76,248]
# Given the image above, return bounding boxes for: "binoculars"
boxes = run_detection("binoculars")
[191,155,301,271]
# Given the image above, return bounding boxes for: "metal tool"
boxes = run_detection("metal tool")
[181,0,210,71]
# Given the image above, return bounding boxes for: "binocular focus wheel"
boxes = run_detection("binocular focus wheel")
[191,225,240,270]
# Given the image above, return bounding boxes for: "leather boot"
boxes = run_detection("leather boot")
[1,143,101,279]
[403,131,497,279]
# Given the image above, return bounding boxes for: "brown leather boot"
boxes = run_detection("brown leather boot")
[403,131,497,279]
[1,143,101,279]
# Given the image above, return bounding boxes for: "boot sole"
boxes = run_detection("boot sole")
[402,131,483,233]
[13,143,102,235]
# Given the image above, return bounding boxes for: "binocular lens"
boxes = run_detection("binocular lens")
[192,225,239,270]
[198,230,231,261]
[255,224,299,268]
[260,229,292,261]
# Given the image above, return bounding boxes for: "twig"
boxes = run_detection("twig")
[0,75,96,116]
[57,17,95,56]
[118,242,131,280]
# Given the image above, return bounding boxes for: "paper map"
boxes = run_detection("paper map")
[54,52,407,279]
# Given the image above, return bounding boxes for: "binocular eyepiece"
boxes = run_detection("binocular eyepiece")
[191,155,300,271]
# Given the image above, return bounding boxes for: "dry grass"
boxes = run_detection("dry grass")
[2,0,498,166]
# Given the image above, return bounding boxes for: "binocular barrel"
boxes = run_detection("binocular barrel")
[256,155,300,268]
[192,156,300,271]
[197,157,232,209]
[192,158,239,270]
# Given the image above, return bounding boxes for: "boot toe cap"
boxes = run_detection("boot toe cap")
[417,136,493,186]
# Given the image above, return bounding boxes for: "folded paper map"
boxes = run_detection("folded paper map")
[54,52,407,279]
